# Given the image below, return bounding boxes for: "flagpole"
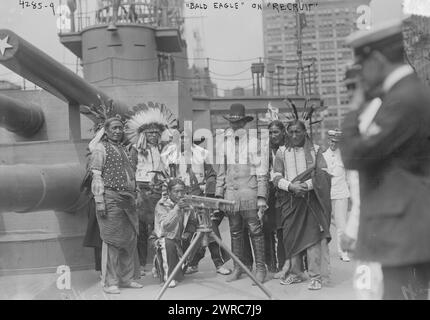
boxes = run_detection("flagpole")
[295,0,306,96]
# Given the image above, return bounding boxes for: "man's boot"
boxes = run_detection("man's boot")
[243,232,254,271]
[226,235,243,282]
[251,235,267,286]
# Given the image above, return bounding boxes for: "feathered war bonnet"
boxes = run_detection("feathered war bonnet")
[85,95,125,152]
[260,98,322,130]
[260,98,324,156]
[125,102,177,153]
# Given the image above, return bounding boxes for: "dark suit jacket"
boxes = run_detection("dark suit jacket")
[340,73,430,267]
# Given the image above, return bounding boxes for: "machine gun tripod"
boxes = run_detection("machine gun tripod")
[155,195,274,300]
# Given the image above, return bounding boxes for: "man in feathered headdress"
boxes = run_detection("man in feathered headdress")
[88,116,143,294]
[272,102,331,290]
[125,103,177,276]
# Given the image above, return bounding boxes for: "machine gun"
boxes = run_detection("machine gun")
[155,194,274,300]
[183,195,235,212]
[182,195,235,241]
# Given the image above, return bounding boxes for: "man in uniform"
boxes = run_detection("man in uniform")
[322,129,351,262]
[341,21,430,300]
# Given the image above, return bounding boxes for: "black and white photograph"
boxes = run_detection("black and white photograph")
[1,0,430,303]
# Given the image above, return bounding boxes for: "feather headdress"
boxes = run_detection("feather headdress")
[284,98,323,126]
[84,94,123,133]
[125,102,177,150]
[260,98,323,127]
[87,95,124,152]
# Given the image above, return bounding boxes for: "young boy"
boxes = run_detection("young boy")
[153,178,196,288]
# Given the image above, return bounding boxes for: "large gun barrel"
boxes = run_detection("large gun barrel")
[0,93,45,137]
[0,29,129,119]
[0,163,86,213]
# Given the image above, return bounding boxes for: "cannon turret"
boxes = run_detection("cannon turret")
[0,29,130,122]
[0,2,189,276]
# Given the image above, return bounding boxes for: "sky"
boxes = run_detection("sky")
[0,0,408,94]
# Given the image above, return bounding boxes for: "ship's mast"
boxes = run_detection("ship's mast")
[295,0,307,96]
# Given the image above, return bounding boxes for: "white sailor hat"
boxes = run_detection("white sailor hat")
[346,20,404,59]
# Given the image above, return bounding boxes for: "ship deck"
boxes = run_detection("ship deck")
[0,221,356,300]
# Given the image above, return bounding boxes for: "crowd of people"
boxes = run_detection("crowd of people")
[82,99,355,295]
[81,20,430,299]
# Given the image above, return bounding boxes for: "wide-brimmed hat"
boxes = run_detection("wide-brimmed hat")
[328,129,342,142]
[223,103,254,123]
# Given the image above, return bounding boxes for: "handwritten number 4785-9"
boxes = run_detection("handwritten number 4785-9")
[19,1,56,15]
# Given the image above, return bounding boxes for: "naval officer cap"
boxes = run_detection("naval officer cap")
[346,20,404,61]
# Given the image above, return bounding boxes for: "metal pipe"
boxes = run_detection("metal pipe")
[0,29,130,120]
[0,163,87,214]
[0,93,45,137]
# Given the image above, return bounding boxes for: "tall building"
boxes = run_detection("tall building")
[189,65,217,97]
[188,29,217,97]
[262,0,370,139]
[404,15,430,87]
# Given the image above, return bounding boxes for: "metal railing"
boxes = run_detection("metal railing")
[58,1,184,34]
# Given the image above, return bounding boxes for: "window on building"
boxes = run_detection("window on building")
[336,40,346,48]
[322,74,336,83]
[268,35,282,42]
[321,86,337,94]
[320,53,335,61]
[319,29,334,38]
[324,97,338,106]
[336,27,352,38]
[267,56,283,62]
[320,41,335,50]
[340,51,352,60]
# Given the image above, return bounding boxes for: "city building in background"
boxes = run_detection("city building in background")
[262,0,371,139]
[404,15,430,87]
[188,29,217,97]
[223,86,258,97]
[189,64,217,97]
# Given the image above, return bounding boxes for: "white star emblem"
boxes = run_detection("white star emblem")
[0,36,13,56]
